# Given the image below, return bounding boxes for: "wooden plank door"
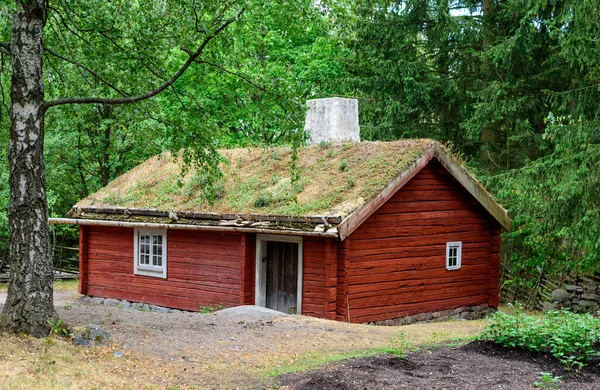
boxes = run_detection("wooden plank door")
[265,241,298,314]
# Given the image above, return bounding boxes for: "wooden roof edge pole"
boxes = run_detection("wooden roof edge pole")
[73,206,343,225]
[431,142,513,231]
[48,218,339,238]
[337,146,436,241]
[337,140,513,241]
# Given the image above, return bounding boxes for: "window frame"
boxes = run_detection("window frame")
[134,228,167,278]
[446,241,462,271]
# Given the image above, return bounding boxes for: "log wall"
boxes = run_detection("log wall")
[302,237,335,318]
[240,233,256,305]
[83,227,335,315]
[79,225,89,295]
[85,226,243,311]
[346,159,501,323]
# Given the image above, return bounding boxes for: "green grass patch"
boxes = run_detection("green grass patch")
[0,279,78,292]
[264,349,386,378]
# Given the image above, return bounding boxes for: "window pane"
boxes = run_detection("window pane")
[139,233,151,266]
[140,253,149,265]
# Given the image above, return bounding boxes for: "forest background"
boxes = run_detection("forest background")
[0,0,598,296]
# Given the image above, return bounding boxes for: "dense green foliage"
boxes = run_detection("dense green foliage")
[0,0,599,283]
[480,306,600,370]
[484,116,600,275]
[346,0,600,283]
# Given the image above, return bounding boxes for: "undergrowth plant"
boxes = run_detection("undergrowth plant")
[479,304,600,370]
[533,372,562,390]
[381,331,410,358]
[199,303,223,314]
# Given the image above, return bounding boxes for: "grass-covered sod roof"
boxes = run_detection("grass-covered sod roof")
[78,139,433,217]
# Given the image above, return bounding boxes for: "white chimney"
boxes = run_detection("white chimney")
[304,97,360,144]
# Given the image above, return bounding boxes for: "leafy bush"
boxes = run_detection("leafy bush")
[338,160,349,172]
[480,305,600,370]
[254,194,272,208]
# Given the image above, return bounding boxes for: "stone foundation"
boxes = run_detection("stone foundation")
[544,283,600,313]
[81,296,188,313]
[368,304,496,326]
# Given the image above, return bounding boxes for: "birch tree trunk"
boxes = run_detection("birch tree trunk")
[1,1,55,337]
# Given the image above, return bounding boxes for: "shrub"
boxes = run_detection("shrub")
[339,160,349,172]
[346,176,356,188]
[254,194,272,208]
[479,304,600,370]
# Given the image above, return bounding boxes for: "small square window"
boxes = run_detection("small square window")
[446,241,462,270]
[134,229,167,278]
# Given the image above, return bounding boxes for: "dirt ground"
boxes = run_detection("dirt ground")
[0,285,484,389]
[278,341,600,389]
[3,286,598,389]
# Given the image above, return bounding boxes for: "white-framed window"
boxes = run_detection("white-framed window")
[134,228,167,278]
[446,241,462,270]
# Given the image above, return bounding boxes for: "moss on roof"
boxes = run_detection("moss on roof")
[78,139,434,217]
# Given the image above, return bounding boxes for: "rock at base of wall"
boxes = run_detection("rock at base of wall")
[544,283,600,314]
[565,284,584,293]
[578,299,599,308]
[551,289,571,303]
[372,304,494,326]
[580,293,600,302]
[84,295,191,314]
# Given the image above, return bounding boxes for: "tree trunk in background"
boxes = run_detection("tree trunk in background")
[479,0,497,165]
[2,2,55,337]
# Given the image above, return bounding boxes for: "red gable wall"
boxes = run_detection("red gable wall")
[343,159,501,323]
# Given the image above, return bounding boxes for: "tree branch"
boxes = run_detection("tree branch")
[195,59,281,98]
[0,42,10,56]
[44,47,127,96]
[45,7,244,109]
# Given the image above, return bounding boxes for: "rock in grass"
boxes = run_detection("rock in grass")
[73,324,111,347]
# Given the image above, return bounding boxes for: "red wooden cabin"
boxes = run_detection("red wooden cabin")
[52,139,511,324]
